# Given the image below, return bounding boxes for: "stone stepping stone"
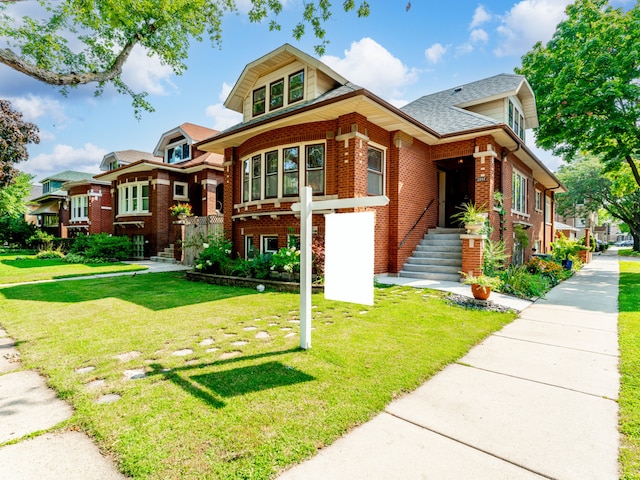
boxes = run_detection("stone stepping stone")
[219,351,241,360]
[269,323,279,327]
[288,320,300,324]
[172,349,194,356]
[75,366,95,374]
[123,368,146,380]
[222,333,237,338]
[243,326,257,331]
[86,379,106,389]
[206,347,219,353]
[231,340,249,347]
[199,338,215,346]
[255,331,270,339]
[280,327,293,331]
[114,351,141,362]
[284,333,296,338]
[96,394,121,404]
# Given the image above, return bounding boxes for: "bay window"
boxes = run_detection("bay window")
[71,195,88,220]
[265,151,278,198]
[251,154,261,201]
[305,144,325,195]
[119,182,149,214]
[283,147,299,196]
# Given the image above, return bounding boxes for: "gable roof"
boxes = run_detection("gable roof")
[224,43,349,113]
[40,170,96,184]
[153,123,218,157]
[401,74,538,135]
[100,150,158,171]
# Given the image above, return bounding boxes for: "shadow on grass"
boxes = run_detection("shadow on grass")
[147,348,313,408]
[0,272,257,311]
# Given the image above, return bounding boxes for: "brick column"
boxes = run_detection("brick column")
[461,234,486,278]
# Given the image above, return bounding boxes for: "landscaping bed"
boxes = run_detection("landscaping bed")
[186,270,323,293]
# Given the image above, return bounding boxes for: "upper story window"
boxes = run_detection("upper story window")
[241,142,325,203]
[70,195,88,220]
[507,99,525,140]
[42,180,63,194]
[512,170,527,214]
[108,161,119,170]
[118,181,149,215]
[252,69,305,118]
[535,190,543,212]
[367,146,385,195]
[167,143,190,164]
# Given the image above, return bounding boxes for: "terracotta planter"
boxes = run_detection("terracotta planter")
[471,284,491,300]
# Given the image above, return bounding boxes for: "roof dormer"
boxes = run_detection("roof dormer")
[153,123,218,164]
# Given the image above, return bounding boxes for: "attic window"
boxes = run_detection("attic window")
[270,79,284,110]
[289,70,304,103]
[253,86,266,116]
[167,143,190,164]
[507,99,525,140]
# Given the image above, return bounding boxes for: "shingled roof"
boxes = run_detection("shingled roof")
[400,74,536,135]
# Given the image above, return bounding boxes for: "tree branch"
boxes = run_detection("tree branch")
[625,155,640,188]
[0,36,139,86]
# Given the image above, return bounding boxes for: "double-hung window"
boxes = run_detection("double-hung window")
[507,99,525,140]
[512,170,527,214]
[367,146,385,195]
[264,151,278,198]
[288,70,304,103]
[262,236,278,254]
[71,195,88,220]
[305,144,325,195]
[242,159,250,203]
[168,143,190,163]
[251,154,262,201]
[119,182,149,214]
[270,79,284,110]
[535,190,543,212]
[283,147,299,196]
[253,86,266,116]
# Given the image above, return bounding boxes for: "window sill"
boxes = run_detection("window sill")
[511,210,530,219]
[116,212,152,218]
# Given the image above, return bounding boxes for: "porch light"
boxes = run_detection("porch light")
[458,158,464,164]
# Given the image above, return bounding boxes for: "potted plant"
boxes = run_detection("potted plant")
[452,202,488,234]
[169,202,192,220]
[460,272,502,300]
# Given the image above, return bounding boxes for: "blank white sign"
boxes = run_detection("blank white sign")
[324,211,375,306]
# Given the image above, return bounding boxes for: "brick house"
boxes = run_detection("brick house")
[95,123,224,259]
[60,177,113,237]
[30,170,98,238]
[196,44,566,279]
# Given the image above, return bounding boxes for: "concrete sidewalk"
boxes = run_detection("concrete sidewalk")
[278,254,620,480]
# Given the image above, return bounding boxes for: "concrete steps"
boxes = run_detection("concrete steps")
[150,244,176,264]
[399,228,463,282]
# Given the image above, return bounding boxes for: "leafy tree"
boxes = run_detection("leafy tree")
[555,155,640,251]
[0,0,370,116]
[0,214,36,247]
[517,0,640,187]
[0,99,39,187]
[0,171,34,218]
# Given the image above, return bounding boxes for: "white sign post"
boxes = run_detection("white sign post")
[291,187,389,349]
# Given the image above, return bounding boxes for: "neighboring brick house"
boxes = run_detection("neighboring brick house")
[95,123,224,259]
[30,171,97,237]
[60,177,113,237]
[196,44,566,278]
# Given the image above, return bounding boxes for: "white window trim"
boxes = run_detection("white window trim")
[240,140,326,205]
[166,140,191,164]
[511,169,528,215]
[70,195,89,221]
[506,97,526,141]
[173,181,189,200]
[534,189,543,212]
[250,66,306,119]
[545,196,553,225]
[245,235,255,260]
[118,181,150,215]
[261,235,279,255]
[367,142,387,196]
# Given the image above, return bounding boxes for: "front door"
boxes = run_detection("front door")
[436,157,475,228]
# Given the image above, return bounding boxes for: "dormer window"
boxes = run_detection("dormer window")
[167,143,190,164]
[251,69,305,118]
[507,99,525,140]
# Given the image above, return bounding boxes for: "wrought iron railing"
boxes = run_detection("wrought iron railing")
[398,198,436,249]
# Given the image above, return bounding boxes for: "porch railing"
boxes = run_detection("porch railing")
[398,198,436,249]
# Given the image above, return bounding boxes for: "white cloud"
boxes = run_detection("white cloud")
[8,95,67,126]
[121,45,175,95]
[204,82,243,131]
[494,0,571,57]
[456,43,474,57]
[424,43,448,64]
[321,38,418,104]
[470,5,492,28]
[21,143,107,180]
[470,29,489,44]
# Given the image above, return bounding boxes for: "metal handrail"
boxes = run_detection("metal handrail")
[398,198,436,249]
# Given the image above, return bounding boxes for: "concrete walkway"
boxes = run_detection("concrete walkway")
[278,253,620,480]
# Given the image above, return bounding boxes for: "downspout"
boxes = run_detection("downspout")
[543,184,561,253]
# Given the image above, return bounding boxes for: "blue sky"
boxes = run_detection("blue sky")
[1,0,633,182]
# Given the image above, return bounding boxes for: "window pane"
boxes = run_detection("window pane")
[266,151,278,174]
[270,79,284,110]
[368,147,383,172]
[284,173,298,196]
[252,155,261,201]
[283,147,299,171]
[243,159,250,202]
[289,71,304,103]
[368,171,383,195]
[265,151,278,198]
[508,100,514,127]
[182,143,190,160]
[253,87,266,116]
[307,170,324,194]
[265,175,278,198]
[263,236,278,254]
[306,144,324,169]
[132,185,138,211]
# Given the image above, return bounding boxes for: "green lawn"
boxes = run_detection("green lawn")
[0,272,517,479]
[619,248,640,258]
[0,253,147,284]
[619,260,640,480]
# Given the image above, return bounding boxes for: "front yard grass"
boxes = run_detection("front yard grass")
[0,272,517,479]
[0,252,147,284]
[619,260,640,479]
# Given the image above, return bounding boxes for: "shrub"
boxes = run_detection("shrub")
[483,240,509,276]
[249,254,273,279]
[35,248,65,260]
[0,215,36,247]
[551,233,585,262]
[525,257,569,287]
[270,247,300,273]
[497,265,552,299]
[194,233,233,274]
[27,230,54,250]
[312,236,325,278]
[70,233,132,260]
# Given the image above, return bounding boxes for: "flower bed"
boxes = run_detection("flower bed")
[186,270,323,293]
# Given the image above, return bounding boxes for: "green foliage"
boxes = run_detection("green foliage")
[525,256,571,287]
[0,1,370,115]
[497,265,552,299]
[195,232,233,274]
[513,224,530,249]
[551,233,586,261]
[461,272,502,289]
[517,0,640,188]
[0,172,34,217]
[35,248,65,259]
[0,215,36,246]
[249,253,273,280]
[70,233,132,260]
[270,246,300,273]
[27,229,54,249]
[451,201,488,225]
[483,239,509,276]
[0,101,39,186]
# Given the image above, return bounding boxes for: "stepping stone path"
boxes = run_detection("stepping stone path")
[123,368,146,380]
[231,340,249,347]
[115,351,141,362]
[75,366,95,374]
[96,394,121,404]
[255,331,270,339]
[243,326,257,331]
[86,379,106,389]
[199,338,215,346]
[206,347,219,353]
[220,351,241,360]
[284,333,296,338]
[172,348,194,356]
